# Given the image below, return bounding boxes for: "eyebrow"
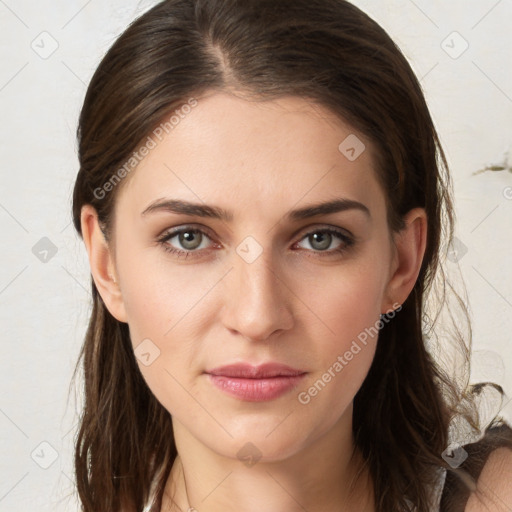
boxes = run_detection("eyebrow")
[141,197,371,221]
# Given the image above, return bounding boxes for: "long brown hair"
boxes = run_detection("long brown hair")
[70,1,511,511]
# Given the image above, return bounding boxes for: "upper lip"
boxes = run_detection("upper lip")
[206,363,306,378]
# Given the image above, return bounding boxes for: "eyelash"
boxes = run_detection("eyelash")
[156,225,355,260]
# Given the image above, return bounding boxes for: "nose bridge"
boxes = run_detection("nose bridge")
[221,239,294,341]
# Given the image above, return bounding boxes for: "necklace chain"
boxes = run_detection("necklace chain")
[180,456,196,512]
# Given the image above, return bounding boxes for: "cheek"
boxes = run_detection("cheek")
[114,248,220,407]
[292,258,386,412]
[297,342,376,446]
[120,273,203,417]
[296,258,386,346]
[117,246,213,343]
[296,302,379,430]
[121,277,174,345]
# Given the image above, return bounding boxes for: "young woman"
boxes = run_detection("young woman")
[71,0,512,511]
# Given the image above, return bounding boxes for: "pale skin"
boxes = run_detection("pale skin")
[80,91,511,511]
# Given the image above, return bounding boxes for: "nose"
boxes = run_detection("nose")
[220,245,295,342]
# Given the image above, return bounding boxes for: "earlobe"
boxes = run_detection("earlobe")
[80,205,128,323]
[382,207,427,314]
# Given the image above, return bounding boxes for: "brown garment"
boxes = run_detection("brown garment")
[440,423,512,512]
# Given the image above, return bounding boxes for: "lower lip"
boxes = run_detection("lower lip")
[207,374,306,402]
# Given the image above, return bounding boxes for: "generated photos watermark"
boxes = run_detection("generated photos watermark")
[93,97,198,200]
[297,303,402,405]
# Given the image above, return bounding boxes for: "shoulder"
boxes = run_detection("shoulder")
[464,445,512,511]
[440,422,512,511]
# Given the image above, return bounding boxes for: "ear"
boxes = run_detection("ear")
[381,207,427,313]
[80,204,128,323]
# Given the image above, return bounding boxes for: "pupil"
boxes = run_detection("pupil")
[311,232,331,251]
[181,231,201,249]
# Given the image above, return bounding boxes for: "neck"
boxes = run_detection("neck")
[160,406,374,512]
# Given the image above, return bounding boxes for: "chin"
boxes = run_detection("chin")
[205,417,314,464]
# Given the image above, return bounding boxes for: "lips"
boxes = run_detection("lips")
[207,362,306,378]
[205,363,307,402]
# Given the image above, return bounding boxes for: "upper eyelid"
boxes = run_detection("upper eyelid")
[159,225,217,243]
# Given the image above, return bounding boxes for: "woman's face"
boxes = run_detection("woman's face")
[97,91,417,462]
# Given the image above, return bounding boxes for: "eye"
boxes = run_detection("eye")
[294,228,354,256]
[157,227,216,258]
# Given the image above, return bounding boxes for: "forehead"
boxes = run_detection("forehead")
[116,92,386,220]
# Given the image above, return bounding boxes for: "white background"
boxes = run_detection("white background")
[0,1,511,510]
